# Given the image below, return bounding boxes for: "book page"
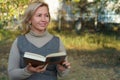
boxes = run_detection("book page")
[24,52,46,62]
[46,52,66,57]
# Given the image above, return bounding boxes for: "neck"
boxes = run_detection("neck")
[32,29,46,34]
[29,30,47,37]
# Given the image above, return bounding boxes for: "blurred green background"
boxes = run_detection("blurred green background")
[0,0,120,80]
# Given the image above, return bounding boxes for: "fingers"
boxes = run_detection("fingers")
[35,64,48,73]
[26,63,37,73]
[26,63,48,73]
[27,63,32,68]
[43,64,48,69]
[40,64,48,72]
[57,61,71,72]
[62,61,71,69]
[36,65,44,69]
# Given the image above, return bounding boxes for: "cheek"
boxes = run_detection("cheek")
[47,18,50,22]
[32,19,39,24]
[32,17,39,22]
[46,16,50,22]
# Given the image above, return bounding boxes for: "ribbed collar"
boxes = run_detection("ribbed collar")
[29,30,48,37]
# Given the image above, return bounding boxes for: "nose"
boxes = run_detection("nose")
[41,15,46,21]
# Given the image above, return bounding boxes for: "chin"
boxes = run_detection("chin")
[38,28,46,31]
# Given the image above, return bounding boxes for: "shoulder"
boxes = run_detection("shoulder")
[12,35,24,45]
[47,32,60,40]
[53,35,59,39]
[52,35,60,42]
[17,35,26,41]
[17,35,25,39]
[14,35,25,45]
[10,35,22,48]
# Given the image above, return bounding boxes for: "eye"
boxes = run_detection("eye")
[38,14,42,17]
[45,14,49,17]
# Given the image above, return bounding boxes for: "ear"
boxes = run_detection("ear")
[28,21,31,24]
[28,20,32,25]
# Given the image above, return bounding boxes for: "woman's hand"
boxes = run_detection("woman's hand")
[57,60,71,72]
[26,63,48,73]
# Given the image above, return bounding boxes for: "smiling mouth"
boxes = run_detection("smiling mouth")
[39,23,47,27]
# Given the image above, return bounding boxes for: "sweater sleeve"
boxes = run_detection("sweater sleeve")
[57,39,70,77]
[8,38,32,80]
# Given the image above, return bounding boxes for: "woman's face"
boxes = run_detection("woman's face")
[29,6,50,33]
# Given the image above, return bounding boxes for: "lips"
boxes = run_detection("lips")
[39,22,48,27]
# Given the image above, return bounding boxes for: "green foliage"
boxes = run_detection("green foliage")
[0,29,20,44]
[72,0,80,2]
[0,21,3,29]
[0,0,29,21]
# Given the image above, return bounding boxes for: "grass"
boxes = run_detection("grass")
[55,30,120,80]
[0,29,120,80]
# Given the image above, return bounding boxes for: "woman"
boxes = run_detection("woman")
[8,1,70,80]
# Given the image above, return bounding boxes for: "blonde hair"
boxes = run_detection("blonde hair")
[21,1,50,34]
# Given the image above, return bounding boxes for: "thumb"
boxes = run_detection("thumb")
[43,64,48,69]
[27,63,32,68]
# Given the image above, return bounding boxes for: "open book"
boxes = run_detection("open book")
[23,52,66,67]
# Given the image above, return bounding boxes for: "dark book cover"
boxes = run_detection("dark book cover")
[24,57,46,67]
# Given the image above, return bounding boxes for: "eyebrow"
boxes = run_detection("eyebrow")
[35,12,49,14]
